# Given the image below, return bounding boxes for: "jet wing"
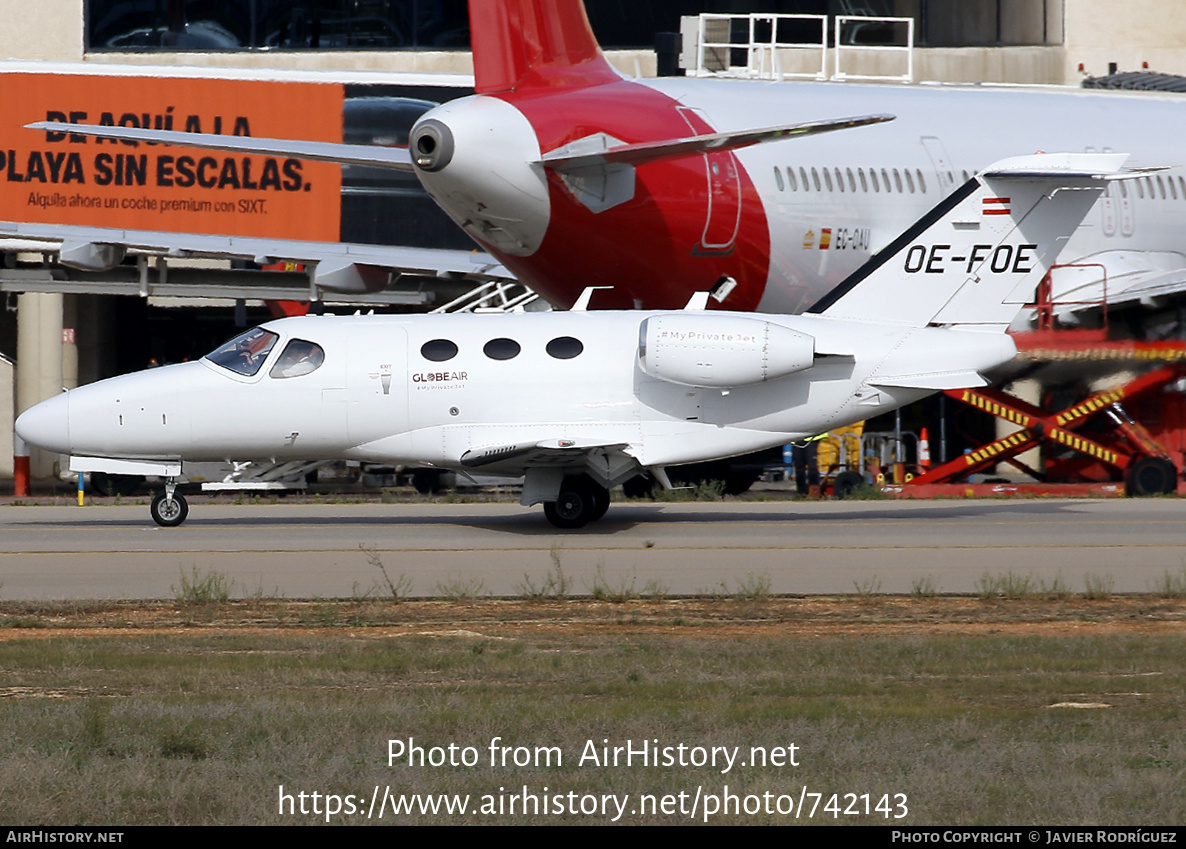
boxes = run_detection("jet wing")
[460,438,631,474]
[25,122,415,171]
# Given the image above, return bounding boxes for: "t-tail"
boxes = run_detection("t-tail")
[808,153,1130,329]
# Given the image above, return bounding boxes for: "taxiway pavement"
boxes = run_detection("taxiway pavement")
[1,498,1182,599]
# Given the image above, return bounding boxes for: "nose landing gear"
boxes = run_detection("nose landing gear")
[150,479,189,527]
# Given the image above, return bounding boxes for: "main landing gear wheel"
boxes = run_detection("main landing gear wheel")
[543,476,610,530]
[150,491,189,527]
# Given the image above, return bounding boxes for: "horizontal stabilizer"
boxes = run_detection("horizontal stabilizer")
[25,122,414,171]
[541,114,894,171]
[980,152,1134,180]
[869,372,989,390]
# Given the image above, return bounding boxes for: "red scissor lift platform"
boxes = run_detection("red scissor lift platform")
[898,268,1186,497]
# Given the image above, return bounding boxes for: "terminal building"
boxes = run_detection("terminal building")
[3,0,1186,490]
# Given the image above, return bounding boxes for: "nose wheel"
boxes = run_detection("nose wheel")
[150,487,189,527]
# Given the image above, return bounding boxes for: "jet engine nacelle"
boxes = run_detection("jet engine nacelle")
[638,314,815,389]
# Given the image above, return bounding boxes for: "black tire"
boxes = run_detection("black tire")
[1126,456,1177,497]
[543,476,605,529]
[150,492,189,527]
[832,471,866,498]
[590,485,611,521]
[411,469,445,495]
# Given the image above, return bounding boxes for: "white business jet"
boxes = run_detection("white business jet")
[15,154,1121,528]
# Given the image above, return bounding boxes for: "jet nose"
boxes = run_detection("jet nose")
[15,392,71,455]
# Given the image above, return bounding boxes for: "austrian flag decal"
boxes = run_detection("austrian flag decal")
[982,197,1011,216]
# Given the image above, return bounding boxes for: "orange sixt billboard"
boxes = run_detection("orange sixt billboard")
[0,73,345,241]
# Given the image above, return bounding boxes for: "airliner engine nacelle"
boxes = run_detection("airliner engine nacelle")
[408,97,551,257]
[638,314,816,389]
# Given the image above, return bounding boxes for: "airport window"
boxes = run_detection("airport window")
[205,327,278,376]
[270,339,325,379]
[483,338,521,360]
[774,167,784,192]
[786,167,797,191]
[421,339,458,362]
[546,336,584,360]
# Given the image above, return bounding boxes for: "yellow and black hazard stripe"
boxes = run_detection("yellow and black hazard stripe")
[963,430,1033,466]
[957,391,1032,427]
[1055,388,1125,426]
[1048,430,1119,465]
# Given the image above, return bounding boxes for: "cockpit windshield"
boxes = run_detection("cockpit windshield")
[270,339,326,379]
[205,327,279,376]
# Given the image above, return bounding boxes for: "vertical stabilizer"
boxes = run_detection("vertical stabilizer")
[469,0,622,93]
[808,153,1127,328]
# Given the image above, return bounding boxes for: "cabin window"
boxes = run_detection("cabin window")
[904,170,915,193]
[846,168,856,192]
[786,167,797,191]
[1119,181,1128,199]
[870,169,880,192]
[546,336,584,359]
[421,339,458,362]
[1169,177,1178,200]
[270,339,325,379]
[833,168,844,192]
[484,338,521,360]
[893,168,904,193]
[823,169,834,192]
[1136,180,1145,199]
[773,167,784,191]
[801,167,811,191]
[858,168,868,192]
[1157,176,1166,199]
[881,168,892,192]
[916,169,927,193]
[205,327,278,377]
[811,167,821,191]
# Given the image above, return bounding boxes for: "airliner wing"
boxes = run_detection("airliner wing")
[0,219,512,300]
[25,122,415,171]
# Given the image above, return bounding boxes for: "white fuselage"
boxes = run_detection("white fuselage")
[15,310,1013,475]
[659,79,1186,313]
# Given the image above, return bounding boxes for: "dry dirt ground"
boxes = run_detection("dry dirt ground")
[1,596,1182,642]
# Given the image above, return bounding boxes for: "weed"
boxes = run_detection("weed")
[911,575,937,598]
[642,578,670,603]
[359,545,412,602]
[1083,572,1114,600]
[586,564,638,603]
[844,482,890,500]
[733,571,772,602]
[653,479,725,502]
[435,576,486,602]
[160,730,209,760]
[975,571,1035,600]
[171,567,232,606]
[1150,565,1186,598]
[853,574,883,600]
[1041,573,1073,600]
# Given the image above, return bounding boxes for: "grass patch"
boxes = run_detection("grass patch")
[975,571,1037,600]
[171,567,232,606]
[586,564,638,603]
[1083,572,1115,600]
[434,576,486,603]
[1150,565,1186,599]
[733,571,773,603]
[911,575,937,599]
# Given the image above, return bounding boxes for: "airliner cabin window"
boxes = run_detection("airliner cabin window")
[786,167,797,191]
[205,327,279,377]
[484,338,521,360]
[774,167,784,191]
[546,336,584,359]
[421,339,459,362]
[270,339,325,379]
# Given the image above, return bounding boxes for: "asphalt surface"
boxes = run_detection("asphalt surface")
[1,497,1183,599]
